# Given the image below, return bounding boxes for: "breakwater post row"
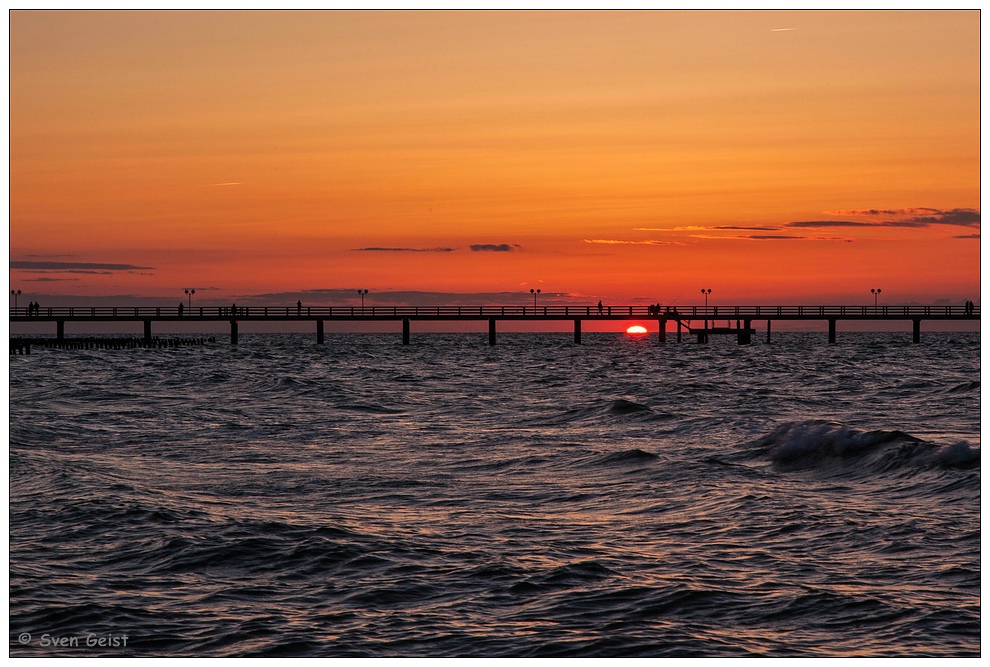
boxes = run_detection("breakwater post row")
[10,304,979,346]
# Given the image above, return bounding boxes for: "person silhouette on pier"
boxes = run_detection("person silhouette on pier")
[178,302,184,317]
[231,303,237,317]
[598,300,603,315]
[297,300,302,315]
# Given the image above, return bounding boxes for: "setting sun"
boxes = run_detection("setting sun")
[626,326,648,335]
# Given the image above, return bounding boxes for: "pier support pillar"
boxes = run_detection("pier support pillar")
[828,318,836,344]
[489,318,496,346]
[912,318,921,344]
[738,319,752,345]
[56,320,65,341]
[766,320,771,344]
[144,320,152,343]
[658,319,667,343]
[677,319,682,343]
[573,319,581,344]
[317,320,324,344]
[230,320,238,345]
[402,318,410,345]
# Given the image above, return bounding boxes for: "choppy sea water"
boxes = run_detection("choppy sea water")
[9,331,980,657]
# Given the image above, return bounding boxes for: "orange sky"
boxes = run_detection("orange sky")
[9,10,981,307]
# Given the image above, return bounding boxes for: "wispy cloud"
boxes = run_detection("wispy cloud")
[584,239,683,246]
[793,208,980,229]
[634,225,782,232]
[713,225,783,231]
[200,182,241,187]
[11,261,153,271]
[954,233,980,239]
[786,221,875,228]
[823,207,938,217]
[23,277,80,282]
[470,243,520,252]
[353,247,455,253]
[771,27,796,31]
[237,289,577,307]
[689,234,853,242]
[633,226,707,232]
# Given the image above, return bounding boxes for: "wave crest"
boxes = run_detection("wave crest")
[745,420,979,474]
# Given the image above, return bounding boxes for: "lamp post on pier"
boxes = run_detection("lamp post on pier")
[701,288,711,327]
[10,289,21,311]
[184,289,196,308]
[871,288,882,313]
[530,288,541,310]
[357,289,369,312]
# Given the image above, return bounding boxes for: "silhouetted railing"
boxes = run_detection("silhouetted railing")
[7,305,980,319]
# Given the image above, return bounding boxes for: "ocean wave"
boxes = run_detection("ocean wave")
[743,420,979,474]
[594,449,659,466]
[515,398,675,428]
[607,399,651,415]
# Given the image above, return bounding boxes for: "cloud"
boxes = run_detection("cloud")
[470,243,519,252]
[823,208,940,217]
[907,208,981,227]
[353,247,455,253]
[23,277,80,282]
[10,261,153,271]
[955,233,980,239]
[583,239,682,246]
[634,225,782,232]
[633,226,707,232]
[712,226,783,231]
[796,208,980,229]
[786,221,875,228]
[689,234,853,242]
[234,289,576,307]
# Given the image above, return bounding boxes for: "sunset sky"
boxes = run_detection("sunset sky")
[9,10,981,309]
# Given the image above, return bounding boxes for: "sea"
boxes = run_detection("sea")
[8,331,981,657]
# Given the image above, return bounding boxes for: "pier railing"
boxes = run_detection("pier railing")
[7,304,980,319]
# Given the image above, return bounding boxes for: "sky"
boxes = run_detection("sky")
[8,10,981,310]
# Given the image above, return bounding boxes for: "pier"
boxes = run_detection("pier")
[9,304,978,346]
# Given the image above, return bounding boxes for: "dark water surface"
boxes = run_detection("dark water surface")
[9,332,980,656]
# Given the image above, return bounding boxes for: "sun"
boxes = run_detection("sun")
[626,325,648,334]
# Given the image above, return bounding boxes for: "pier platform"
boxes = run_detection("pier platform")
[9,304,979,346]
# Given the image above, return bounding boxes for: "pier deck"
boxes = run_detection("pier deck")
[9,304,979,345]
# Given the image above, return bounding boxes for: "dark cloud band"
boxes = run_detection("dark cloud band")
[470,244,517,252]
[11,261,153,270]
